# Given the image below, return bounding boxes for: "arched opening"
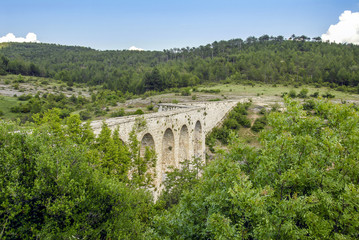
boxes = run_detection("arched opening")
[162,128,175,178]
[179,125,189,162]
[140,133,155,157]
[140,133,156,185]
[194,121,203,158]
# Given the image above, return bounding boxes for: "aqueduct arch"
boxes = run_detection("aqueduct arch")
[179,125,190,162]
[162,128,175,176]
[140,133,155,157]
[194,120,203,158]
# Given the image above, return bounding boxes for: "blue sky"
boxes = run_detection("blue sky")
[1,0,358,50]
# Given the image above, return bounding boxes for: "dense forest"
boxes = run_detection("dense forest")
[1,99,359,238]
[1,35,359,94]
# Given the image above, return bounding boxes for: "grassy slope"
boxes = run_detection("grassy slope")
[0,95,25,119]
[199,83,359,101]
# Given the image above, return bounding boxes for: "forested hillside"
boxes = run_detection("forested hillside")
[1,35,359,94]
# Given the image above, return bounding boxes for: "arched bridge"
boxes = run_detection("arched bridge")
[91,100,240,191]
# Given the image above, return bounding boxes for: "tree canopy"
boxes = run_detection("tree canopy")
[1,36,359,94]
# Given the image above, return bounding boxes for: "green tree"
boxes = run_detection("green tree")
[144,67,164,92]
[0,120,154,239]
[128,118,157,187]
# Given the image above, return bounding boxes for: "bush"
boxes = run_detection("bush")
[288,89,297,98]
[95,108,106,117]
[303,100,316,110]
[224,118,240,130]
[79,110,91,120]
[310,91,319,98]
[322,92,335,98]
[251,116,267,132]
[298,88,308,98]
[146,104,154,111]
[18,94,33,101]
[212,126,231,144]
[237,115,251,128]
[59,108,71,118]
[134,109,144,115]
[41,80,49,85]
[111,108,125,117]
[259,108,267,115]
[181,88,191,96]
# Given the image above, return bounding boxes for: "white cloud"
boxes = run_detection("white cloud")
[322,10,359,45]
[128,46,144,51]
[0,32,40,43]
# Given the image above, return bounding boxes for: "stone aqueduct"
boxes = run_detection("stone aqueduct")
[91,100,239,190]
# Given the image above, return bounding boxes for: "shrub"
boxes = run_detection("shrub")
[134,109,144,115]
[181,88,191,96]
[201,89,220,94]
[322,92,335,99]
[211,126,231,145]
[259,108,267,115]
[111,108,125,117]
[146,104,154,111]
[271,103,281,112]
[79,110,91,120]
[251,116,267,132]
[288,89,297,98]
[303,100,316,110]
[208,98,221,101]
[95,108,106,117]
[310,91,319,98]
[224,118,240,130]
[298,88,309,98]
[41,80,49,85]
[17,94,33,101]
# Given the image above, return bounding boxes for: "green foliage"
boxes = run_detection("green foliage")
[157,157,204,209]
[303,99,316,110]
[251,115,267,132]
[288,89,297,98]
[95,123,132,182]
[79,110,91,120]
[322,92,335,98]
[298,88,309,98]
[128,121,157,188]
[0,120,154,239]
[17,94,33,101]
[310,91,319,98]
[201,88,221,94]
[146,104,154,111]
[150,99,359,239]
[134,109,144,115]
[206,102,252,148]
[180,87,191,96]
[110,108,125,117]
[2,38,359,94]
